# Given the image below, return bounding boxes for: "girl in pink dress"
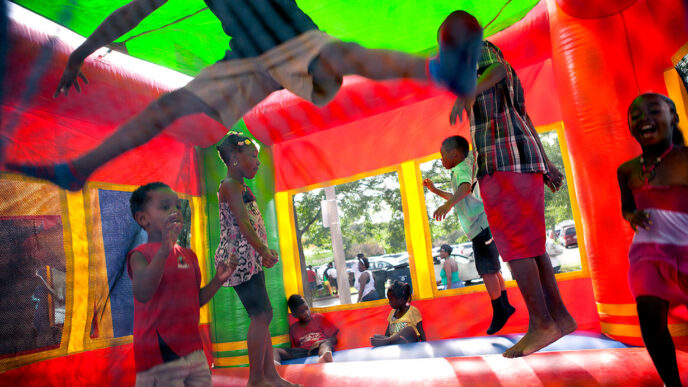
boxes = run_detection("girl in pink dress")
[617,93,688,387]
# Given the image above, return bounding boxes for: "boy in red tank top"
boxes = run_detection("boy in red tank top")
[126,182,237,386]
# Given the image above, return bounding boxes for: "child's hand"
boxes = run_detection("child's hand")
[54,54,89,98]
[544,161,564,193]
[433,202,452,221]
[449,94,476,125]
[422,178,436,192]
[628,210,652,231]
[370,336,388,347]
[216,254,238,282]
[163,213,183,250]
[260,247,279,268]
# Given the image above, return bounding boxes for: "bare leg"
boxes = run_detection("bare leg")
[247,310,274,387]
[502,257,562,358]
[6,89,222,190]
[483,273,502,300]
[534,253,577,335]
[263,333,301,387]
[637,296,682,387]
[498,272,507,291]
[73,89,220,180]
[317,341,334,363]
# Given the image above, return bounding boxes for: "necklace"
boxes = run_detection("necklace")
[640,144,674,185]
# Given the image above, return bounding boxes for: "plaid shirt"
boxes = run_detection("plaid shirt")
[470,41,548,178]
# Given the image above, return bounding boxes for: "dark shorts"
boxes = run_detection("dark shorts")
[281,344,332,360]
[360,289,381,302]
[233,271,272,317]
[329,277,338,289]
[472,228,501,275]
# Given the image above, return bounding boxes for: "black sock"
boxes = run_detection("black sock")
[487,296,509,335]
[501,290,515,312]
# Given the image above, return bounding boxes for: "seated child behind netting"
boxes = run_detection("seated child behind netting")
[274,294,338,364]
[370,281,426,346]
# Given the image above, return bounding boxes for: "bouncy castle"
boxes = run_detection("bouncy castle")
[2,0,688,385]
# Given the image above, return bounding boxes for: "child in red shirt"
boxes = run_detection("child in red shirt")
[126,182,236,386]
[274,294,338,364]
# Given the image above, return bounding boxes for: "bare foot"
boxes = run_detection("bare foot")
[502,322,562,358]
[318,351,333,363]
[247,380,276,387]
[555,314,578,336]
[266,376,302,387]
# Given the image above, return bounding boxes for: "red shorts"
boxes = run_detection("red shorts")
[479,172,546,261]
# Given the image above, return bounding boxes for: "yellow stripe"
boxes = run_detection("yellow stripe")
[214,355,249,367]
[0,174,62,215]
[602,322,688,338]
[66,190,89,354]
[212,335,290,352]
[664,68,688,143]
[555,122,590,275]
[276,191,301,299]
[399,161,433,300]
[671,41,688,66]
[191,196,211,324]
[83,187,116,344]
[596,302,637,317]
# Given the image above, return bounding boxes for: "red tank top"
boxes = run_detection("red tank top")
[126,243,203,372]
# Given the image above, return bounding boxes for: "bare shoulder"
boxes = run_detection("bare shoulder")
[218,179,242,201]
[617,156,639,179]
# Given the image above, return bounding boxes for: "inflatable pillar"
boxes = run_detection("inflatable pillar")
[547,0,688,345]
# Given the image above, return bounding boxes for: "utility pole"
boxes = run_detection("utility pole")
[323,186,351,304]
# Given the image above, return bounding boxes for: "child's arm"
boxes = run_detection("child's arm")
[220,180,279,268]
[450,62,507,125]
[433,182,472,221]
[423,178,452,200]
[417,321,426,342]
[129,213,181,303]
[199,254,238,306]
[617,164,651,231]
[55,0,168,97]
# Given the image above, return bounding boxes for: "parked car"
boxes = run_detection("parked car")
[369,256,412,289]
[553,220,575,239]
[560,225,578,248]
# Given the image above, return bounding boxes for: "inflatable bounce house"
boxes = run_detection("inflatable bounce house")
[2,0,688,385]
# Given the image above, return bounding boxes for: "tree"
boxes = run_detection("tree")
[540,131,574,230]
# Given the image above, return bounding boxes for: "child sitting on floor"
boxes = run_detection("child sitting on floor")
[370,281,426,346]
[274,294,338,364]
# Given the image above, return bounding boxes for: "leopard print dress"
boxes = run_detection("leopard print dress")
[215,190,267,287]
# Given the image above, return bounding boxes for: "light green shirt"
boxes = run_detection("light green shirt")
[451,152,489,240]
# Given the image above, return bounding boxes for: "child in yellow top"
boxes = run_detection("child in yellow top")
[370,281,426,346]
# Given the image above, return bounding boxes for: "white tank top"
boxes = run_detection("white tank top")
[358,270,376,298]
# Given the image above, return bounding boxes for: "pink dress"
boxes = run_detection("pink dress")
[628,185,688,302]
[215,189,268,287]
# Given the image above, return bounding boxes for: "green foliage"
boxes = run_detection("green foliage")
[540,131,574,230]
[420,159,468,247]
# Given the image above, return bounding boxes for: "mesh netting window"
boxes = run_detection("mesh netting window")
[677,53,688,92]
[0,216,66,358]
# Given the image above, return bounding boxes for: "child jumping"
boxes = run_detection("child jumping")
[126,182,237,386]
[617,93,687,387]
[7,2,483,191]
[424,135,515,335]
[370,281,426,346]
[274,294,338,365]
[444,11,576,358]
[215,131,297,387]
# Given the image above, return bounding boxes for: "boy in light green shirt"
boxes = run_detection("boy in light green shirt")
[424,135,515,334]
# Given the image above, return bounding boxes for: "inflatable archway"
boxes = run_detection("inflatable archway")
[1,0,688,385]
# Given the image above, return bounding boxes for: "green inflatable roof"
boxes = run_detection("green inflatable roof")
[12,0,537,76]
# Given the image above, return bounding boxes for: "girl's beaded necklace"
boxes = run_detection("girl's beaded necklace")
[640,144,674,185]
